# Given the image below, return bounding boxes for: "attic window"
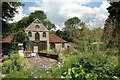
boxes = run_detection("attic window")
[36,20,39,23]
[35,25,39,28]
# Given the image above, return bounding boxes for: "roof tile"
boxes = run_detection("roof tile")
[49,34,67,43]
[2,34,13,43]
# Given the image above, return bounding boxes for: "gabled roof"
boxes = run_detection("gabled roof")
[2,34,13,43]
[25,19,48,32]
[49,34,67,43]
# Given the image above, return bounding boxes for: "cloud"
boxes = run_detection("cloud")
[27,6,42,13]
[40,0,106,3]
[107,0,120,2]
[9,6,42,23]
[39,0,110,29]
[9,6,26,23]
[10,0,111,29]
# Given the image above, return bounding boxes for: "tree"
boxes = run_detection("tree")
[63,17,82,42]
[103,1,120,50]
[13,30,30,50]
[2,2,23,38]
[29,10,47,22]
[65,17,81,28]
[55,29,69,41]
[43,20,56,30]
[10,10,56,31]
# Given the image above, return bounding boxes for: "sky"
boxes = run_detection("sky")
[10,0,111,30]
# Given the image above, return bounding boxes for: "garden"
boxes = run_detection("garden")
[1,1,120,79]
[1,44,120,79]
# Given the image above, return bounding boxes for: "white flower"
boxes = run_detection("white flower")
[61,76,65,78]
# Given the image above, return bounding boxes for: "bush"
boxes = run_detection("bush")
[2,52,28,74]
[4,70,29,78]
[2,60,12,74]
[10,53,19,60]
[3,55,9,61]
[62,52,119,79]
[4,68,52,78]
[48,50,119,79]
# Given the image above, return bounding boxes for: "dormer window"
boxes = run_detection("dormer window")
[28,31,32,37]
[35,25,39,28]
[43,32,46,37]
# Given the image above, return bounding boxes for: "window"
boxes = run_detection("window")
[43,32,46,37]
[35,32,39,40]
[35,25,39,28]
[62,43,65,48]
[50,43,55,49]
[28,31,32,37]
[67,46,70,50]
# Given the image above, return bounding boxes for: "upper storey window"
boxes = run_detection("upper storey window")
[43,32,46,37]
[35,32,39,40]
[35,25,40,28]
[28,31,32,37]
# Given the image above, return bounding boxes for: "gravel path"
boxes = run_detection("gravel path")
[26,55,57,69]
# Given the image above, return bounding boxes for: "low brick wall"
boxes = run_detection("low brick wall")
[38,52,59,60]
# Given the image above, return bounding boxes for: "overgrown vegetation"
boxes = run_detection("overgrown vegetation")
[1,1,120,79]
[49,51,119,79]
[1,52,28,74]
[2,50,119,79]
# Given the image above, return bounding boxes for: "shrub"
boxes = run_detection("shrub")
[4,70,29,78]
[3,55,9,61]
[10,53,19,60]
[2,60,12,74]
[4,68,52,78]
[2,52,28,74]
[48,50,119,79]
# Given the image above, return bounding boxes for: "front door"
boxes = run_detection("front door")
[33,46,38,53]
[38,41,47,51]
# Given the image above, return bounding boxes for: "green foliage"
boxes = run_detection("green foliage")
[65,17,81,27]
[4,68,52,78]
[61,17,83,42]
[103,1,120,51]
[13,30,29,43]
[2,50,119,79]
[3,60,12,67]
[43,20,56,30]
[10,10,56,33]
[29,10,47,21]
[13,30,30,49]
[2,42,18,54]
[3,55,9,61]
[48,51,119,79]
[10,53,19,60]
[2,60,12,74]
[4,70,29,78]
[16,57,23,65]
[63,17,82,42]
[55,29,71,42]
[2,52,28,74]
[2,2,23,37]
